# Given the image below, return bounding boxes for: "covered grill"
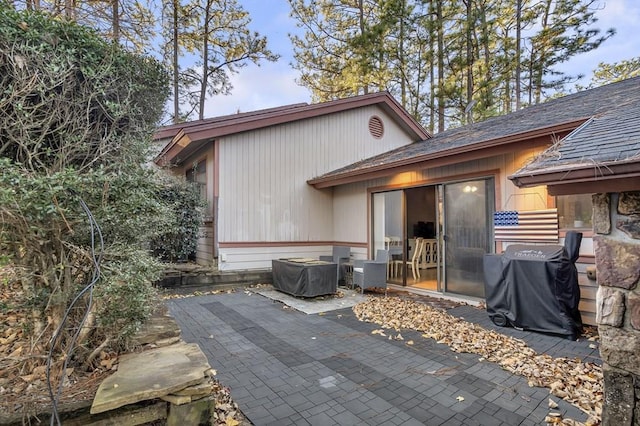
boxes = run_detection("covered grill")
[483,232,583,339]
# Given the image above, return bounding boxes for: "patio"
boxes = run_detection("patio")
[167,287,600,425]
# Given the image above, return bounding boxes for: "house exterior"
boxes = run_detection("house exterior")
[154,92,430,269]
[155,77,640,327]
[307,76,640,326]
[509,83,640,426]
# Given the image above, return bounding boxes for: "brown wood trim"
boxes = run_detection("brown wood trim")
[309,120,585,188]
[156,93,430,167]
[512,162,640,193]
[218,241,368,248]
[546,175,640,195]
[576,255,595,264]
[213,139,220,197]
[155,130,190,164]
[153,103,310,140]
[366,189,372,258]
[187,93,430,143]
[367,169,502,193]
[559,229,594,238]
[494,171,503,214]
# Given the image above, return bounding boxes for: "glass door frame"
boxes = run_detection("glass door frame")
[371,186,440,289]
[371,175,496,296]
[440,177,495,298]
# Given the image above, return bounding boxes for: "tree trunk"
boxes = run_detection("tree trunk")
[428,1,435,133]
[399,0,406,106]
[534,0,553,104]
[465,0,473,124]
[172,0,180,123]
[64,0,73,19]
[515,0,522,110]
[112,0,120,44]
[358,0,368,95]
[199,0,212,120]
[478,0,492,114]
[436,0,445,132]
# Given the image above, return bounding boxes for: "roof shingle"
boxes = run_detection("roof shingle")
[312,76,640,184]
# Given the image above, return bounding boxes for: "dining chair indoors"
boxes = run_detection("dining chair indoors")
[392,237,424,281]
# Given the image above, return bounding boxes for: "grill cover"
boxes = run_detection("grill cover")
[483,238,582,339]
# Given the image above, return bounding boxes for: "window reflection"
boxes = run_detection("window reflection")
[557,194,592,229]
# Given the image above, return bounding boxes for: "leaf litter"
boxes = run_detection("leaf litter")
[353,296,602,425]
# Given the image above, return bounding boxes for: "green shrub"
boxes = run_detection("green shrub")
[0,7,171,368]
[151,176,205,263]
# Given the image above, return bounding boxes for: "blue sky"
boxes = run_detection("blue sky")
[203,0,640,118]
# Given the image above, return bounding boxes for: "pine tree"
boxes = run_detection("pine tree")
[180,0,278,120]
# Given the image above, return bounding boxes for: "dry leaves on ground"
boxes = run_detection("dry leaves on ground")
[1,278,248,425]
[211,377,246,426]
[353,297,602,425]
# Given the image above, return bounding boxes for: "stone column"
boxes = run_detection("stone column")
[594,192,640,425]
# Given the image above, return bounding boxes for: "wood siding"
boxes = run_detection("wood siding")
[216,106,416,270]
[195,222,215,265]
[577,264,597,326]
[331,148,597,325]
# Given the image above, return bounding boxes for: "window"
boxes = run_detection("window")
[557,194,592,230]
[186,160,211,218]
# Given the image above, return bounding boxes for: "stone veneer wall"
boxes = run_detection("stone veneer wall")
[593,192,640,425]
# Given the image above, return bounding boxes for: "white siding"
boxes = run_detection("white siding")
[219,245,335,271]
[216,105,416,270]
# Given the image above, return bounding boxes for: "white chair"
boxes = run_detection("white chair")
[385,236,402,277]
[393,237,425,280]
[423,239,438,267]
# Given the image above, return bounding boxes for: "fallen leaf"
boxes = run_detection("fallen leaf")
[352,297,603,422]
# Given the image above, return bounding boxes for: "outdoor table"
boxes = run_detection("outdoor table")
[272,258,338,297]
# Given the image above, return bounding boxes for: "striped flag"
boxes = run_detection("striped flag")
[493,208,559,242]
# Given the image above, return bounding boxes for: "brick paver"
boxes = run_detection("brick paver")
[168,291,598,425]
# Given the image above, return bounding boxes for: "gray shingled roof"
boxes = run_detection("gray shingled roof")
[315,76,640,180]
[512,94,640,176]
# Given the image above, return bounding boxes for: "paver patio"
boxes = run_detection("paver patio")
[167,290,599,425]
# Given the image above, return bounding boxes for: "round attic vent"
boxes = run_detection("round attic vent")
[368,115,384,139]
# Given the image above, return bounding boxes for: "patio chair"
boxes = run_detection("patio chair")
[319,246,351,284]
[353,249,390,294]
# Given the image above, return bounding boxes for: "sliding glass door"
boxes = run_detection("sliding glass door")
[372,191,404,284]
[372,178,494,297]
[442,179,494,298]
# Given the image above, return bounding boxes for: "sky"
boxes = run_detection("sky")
[203,0,640,119]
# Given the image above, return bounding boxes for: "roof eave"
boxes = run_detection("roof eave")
[184,92,430,143]
[308,119,586,188]
[154,92,430,167]
[154,130,192,165]
[509,160,640,195]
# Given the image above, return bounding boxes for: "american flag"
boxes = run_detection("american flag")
[493,208,559,242]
